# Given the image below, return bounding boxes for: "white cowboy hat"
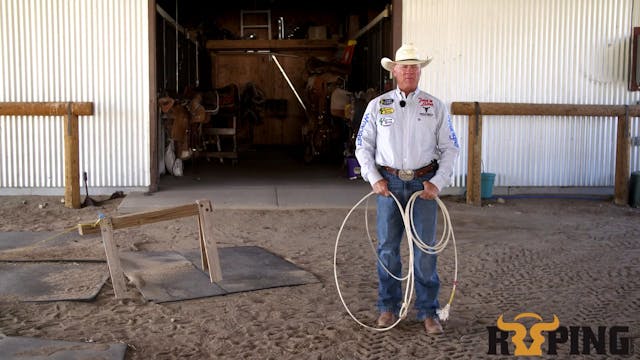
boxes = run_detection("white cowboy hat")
[380,43,432,72]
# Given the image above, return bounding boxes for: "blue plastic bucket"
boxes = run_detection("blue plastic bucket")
[346,157,361,179]
[481,172,496,199]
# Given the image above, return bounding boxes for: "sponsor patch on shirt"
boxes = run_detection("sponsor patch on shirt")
[418,98,434,107]
[419,106,434,116]
[356,113,371,146]
[379,107,394,115]
[378,117,394,126]
[379,98,394,105]
[447,115,459,147]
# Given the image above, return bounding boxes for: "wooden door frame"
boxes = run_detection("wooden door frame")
[148,0,159,193]
[392,0,402,56]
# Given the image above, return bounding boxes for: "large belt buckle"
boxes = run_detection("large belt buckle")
[398,169,415,181]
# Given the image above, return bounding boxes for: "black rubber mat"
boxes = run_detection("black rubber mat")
[119,246,319,303]
[183,246,320,294]
[119,251,226,303]
[0,336,126,360]
[0,262,108,302]
[0,231,104,262]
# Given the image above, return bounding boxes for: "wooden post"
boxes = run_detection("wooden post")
[148,0,159,193]
[196,199,223,282]
[0,101,93,209]
[0,102,93,116]
[100,217,129,299]
[466,103,482,206]
[614,111,631,205]
[64,103,81,208]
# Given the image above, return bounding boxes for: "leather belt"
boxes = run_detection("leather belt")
[383,160,438,181]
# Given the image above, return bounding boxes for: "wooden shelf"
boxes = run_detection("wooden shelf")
[206,39,339,51]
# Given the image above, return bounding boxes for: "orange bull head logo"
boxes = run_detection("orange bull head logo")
[496,312,560,356]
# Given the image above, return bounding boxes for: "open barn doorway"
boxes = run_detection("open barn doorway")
[151,0,392,189]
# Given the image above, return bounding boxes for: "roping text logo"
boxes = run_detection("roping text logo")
[487,312,632,356]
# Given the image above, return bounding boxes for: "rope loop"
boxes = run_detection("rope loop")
[334,191,458,331]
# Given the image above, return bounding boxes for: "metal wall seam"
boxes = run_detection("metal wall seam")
[404,0,640,188]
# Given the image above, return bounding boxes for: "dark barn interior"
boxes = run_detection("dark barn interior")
[154,0,393,183]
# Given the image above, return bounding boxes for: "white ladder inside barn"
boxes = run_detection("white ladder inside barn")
[240,10,271,40]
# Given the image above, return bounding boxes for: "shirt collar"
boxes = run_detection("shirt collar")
[395,88,420,100]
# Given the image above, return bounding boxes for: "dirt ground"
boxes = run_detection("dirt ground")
[0,194,639,359]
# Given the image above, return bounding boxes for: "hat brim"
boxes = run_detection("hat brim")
[381,57,432,72]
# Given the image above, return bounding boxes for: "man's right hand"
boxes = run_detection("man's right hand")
[372,179,391,197]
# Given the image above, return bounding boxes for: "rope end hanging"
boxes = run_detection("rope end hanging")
[437,303,451,322]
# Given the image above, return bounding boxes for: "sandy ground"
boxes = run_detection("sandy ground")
[0,194,639,359]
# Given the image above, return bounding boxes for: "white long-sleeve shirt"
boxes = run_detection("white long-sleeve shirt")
[355,88,460,191]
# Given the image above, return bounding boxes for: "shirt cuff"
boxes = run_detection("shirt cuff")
[428,175,447,192]
[365,169,383,186]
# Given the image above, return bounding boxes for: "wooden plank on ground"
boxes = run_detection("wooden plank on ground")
[196,199,223,283]
[100,217,129,299]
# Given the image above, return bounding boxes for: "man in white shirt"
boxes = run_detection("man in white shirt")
[355,43,460,335]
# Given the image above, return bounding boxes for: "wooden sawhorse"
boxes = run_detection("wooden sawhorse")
[78,199,222,299]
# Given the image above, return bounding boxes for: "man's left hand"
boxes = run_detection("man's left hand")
[421,181,439,200]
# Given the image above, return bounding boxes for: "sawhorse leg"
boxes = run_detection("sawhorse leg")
[100,217,129,299]
[196,199,223,282]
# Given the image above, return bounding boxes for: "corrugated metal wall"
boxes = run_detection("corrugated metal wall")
[0,0,150,195]
[404,0,640,189]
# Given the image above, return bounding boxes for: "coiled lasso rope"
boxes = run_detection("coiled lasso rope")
[333,191,458,331]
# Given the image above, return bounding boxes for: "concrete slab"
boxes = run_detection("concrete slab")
[117,150,374,213]
[118,183,373,213]
[118,186,280,213]
[277,184,372,209]
[117,182,373,213]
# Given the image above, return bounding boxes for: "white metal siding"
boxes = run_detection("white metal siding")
[404,0,640,189]
[0,0,150,195]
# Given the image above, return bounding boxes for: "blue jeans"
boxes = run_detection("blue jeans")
[376,170,439,320]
